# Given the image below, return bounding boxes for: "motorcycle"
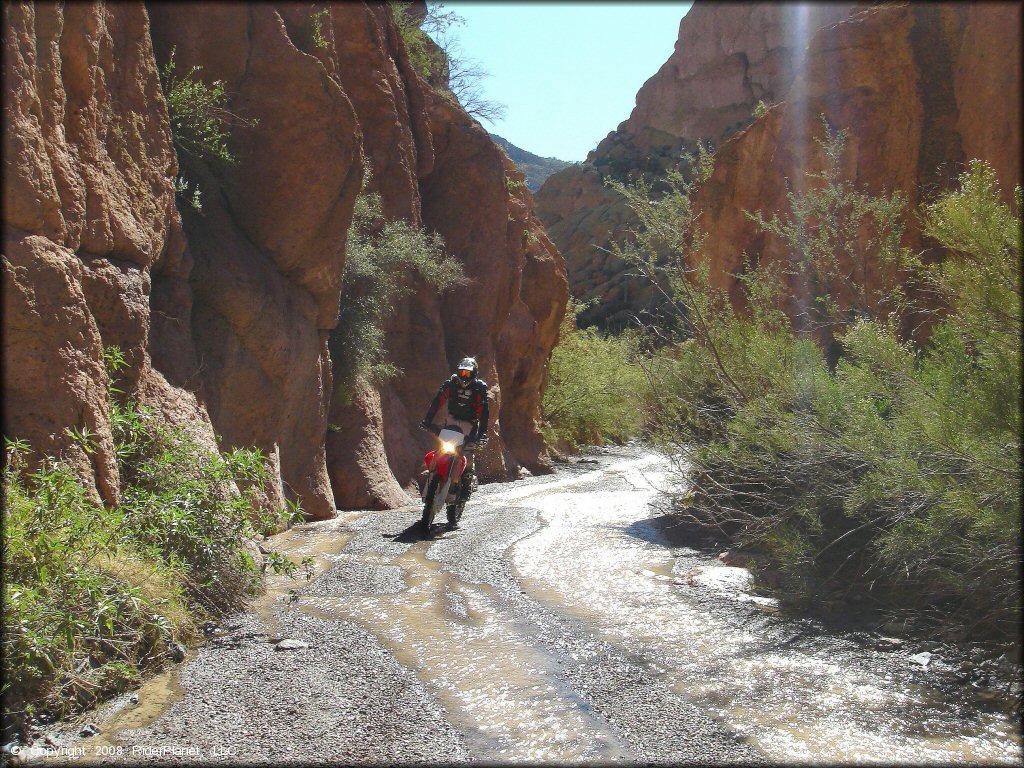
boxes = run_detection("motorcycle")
[419,423,475,533]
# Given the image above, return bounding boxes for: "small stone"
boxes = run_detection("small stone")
[910,651,933,667]
[44,735,57,747]
[875,637,904,651]
[959,661,975,672]
[79,724,100,738]
[130,694,140,705]
[718,551,753,567]
[274,639,309,651]
[168,642,186,662]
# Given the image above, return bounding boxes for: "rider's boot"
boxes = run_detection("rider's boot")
[458,465,477,502]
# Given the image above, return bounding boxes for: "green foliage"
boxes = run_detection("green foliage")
[745,116,909,355]
[329,176,463,400]
[172,176,202,212]
[310,8,330,49]
[504,172,526,195]
[753,99,770,119]
[389,1,453,83]
[160,46,241,165]
[159,46,256,214]
[542,299,649,450]
[389,2,505,123]
[610,137,1021,640]
[3,348,311,731]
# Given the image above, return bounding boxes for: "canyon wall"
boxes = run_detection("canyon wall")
[2,1,567,518]
[694,2,1021,325]
[537,2,1019,334]
[536,2,854,330]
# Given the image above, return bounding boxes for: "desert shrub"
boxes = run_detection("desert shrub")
[542,299,649,450]
[2,350,307,735]
[745,116,909,363]
[389,1,506,123]
[610,124,1021,641]
[329,178,464,400]
[158,46,256,212]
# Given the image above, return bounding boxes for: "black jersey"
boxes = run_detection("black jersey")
[423,375,489,436]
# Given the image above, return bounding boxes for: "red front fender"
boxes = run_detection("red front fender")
[424,450,466,482]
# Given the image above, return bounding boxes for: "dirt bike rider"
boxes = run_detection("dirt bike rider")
[419,357,489,502]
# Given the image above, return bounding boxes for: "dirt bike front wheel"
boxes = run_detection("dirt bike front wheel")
[421,475,441,531]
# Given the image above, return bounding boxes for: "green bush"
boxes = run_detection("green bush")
[2,349,307,734]
[329,178,463,402]
[542,299,649,450]
[610,127,1021,641]
[389,1,451,83]
[158,46,256,212]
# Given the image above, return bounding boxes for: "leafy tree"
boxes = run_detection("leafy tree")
[745,116,909,363]
[389,1,506,124]
[329,175,464,400]
[607,123,1021,642]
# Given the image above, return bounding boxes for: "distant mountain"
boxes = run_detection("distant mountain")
[490,134,573,192]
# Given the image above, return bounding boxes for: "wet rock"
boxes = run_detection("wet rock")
[168,642,186,663]
[875,637,904,651]
[578,458,599,465]
[274,639,309,651]
[79,724,100,738]
[130,694,140,705]
[718,551,753,568]
[910,651,933,667]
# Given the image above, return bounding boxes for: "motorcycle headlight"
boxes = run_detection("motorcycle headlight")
[441,441,455,454]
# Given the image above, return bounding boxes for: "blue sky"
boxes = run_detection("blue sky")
[439,2,693,161]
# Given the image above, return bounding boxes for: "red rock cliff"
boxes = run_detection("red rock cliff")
[693,2,1021,327]
[3,2,218,507]
[536,2,853,330]
[536,2,1019,334]
[319,4,567,508]
[2,1,567,518]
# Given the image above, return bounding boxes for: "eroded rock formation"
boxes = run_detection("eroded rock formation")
[2,2,216,507]
[692,2,1021,328]
[3,1,567,518]
[536,2,854,330]
[536,1,1019,334]
[320,4,567,507]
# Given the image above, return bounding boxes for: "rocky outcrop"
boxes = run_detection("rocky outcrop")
[146,3,364,520]
[693,2,1021,328]
[536,2,854,329]
[2,2,215,506]
[321,4,567,507]
[3,1,567,518]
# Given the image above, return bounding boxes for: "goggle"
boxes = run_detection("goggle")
[458,368,473,378]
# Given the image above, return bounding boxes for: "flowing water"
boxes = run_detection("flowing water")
[509,453,1022,764]
[46,449,1021,764]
